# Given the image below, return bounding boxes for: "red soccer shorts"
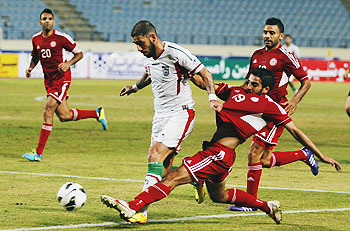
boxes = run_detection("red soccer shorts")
[44,71,71,103]
[252,97,288,150]
[182,142,236,183]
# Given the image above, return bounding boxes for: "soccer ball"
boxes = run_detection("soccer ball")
[57,182,87,211]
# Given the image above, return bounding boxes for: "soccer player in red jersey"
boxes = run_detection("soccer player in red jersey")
[101,68,341,224]
[228,18,325,211]
[23,9,107,161]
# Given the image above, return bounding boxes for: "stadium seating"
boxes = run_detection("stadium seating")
[1,0,350,48]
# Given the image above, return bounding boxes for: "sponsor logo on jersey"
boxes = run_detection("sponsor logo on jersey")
[269,58,277,66]
[50,41,56,47]
[162,65,169,76]
[250,97,259,102]
[253,59,257,64]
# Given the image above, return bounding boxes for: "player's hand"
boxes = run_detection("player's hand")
[324,157,342,171]
[25,68,32,78]
[210,100,223,112]
[120,85,136,96]
[58,62,71,73]
[281,100,297,115]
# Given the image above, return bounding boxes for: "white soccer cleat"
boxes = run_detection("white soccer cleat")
[101,195,135,220]
[267,200,282,224]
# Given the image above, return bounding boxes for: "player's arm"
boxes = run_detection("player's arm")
[120,72,151,96]
[25,54,39,78]
[190,73,219,91]
[193,68,223,112]
[58,51,83,73]
[284,121,341,171]
[283,78,311,115]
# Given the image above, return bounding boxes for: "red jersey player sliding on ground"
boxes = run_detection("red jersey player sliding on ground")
[101,68,341,225]
[227,18,332,211]
[23,9,107,161]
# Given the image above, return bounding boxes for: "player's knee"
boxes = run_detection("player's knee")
[208,192,226,203]
[260,158,271,168]
[57,113,72,122]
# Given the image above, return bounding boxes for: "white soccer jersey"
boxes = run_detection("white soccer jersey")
[145,42,204,115]
[283,43,301,59]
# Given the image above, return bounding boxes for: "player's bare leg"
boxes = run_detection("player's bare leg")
[55,98,107,130]
[101,165,191,221]
[23,96,58,161]
[130,142,175,223]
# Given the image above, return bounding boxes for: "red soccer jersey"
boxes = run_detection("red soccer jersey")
[215,83,292,142]
[31,30,80,81]
[245,45,308,102]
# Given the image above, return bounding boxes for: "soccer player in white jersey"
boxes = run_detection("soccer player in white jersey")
[283,34,301,93]
[119,20,222,223]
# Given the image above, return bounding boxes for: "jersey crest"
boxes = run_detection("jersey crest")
[162,65,169,76]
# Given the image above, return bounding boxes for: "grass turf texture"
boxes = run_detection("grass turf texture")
[0,79,349,230]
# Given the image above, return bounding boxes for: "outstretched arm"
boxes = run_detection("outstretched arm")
[120,72,151,96]
[284,121,341,171]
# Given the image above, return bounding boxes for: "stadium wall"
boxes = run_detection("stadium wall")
[2,39,350,59]
[1,40,350,81]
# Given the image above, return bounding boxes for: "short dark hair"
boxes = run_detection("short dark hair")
[131,20,157,37]
[285,34,292,39]
[251,67,275,91]
[265,17,284,33]
[40,8,54,19]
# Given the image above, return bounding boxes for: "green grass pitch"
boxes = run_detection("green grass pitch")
[0,79,349,230]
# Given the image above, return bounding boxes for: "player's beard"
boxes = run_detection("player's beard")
[145,41,156,58]
[264,39,278,49]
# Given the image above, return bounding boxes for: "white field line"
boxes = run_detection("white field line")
[1,171,349,194]
[1,208,350,231]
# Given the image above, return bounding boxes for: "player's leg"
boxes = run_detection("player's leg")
[57,99,107,130]
[345,93,350,118]
[23,96,58,161]
[206,181,282,224]
[101,165,192,220]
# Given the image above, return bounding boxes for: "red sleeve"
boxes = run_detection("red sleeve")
[31,39,37,57]
[263,97,292,126]
[60,34,77,53]
[245,53,254,79]
[215,83,232,101]
[283,53,308,82]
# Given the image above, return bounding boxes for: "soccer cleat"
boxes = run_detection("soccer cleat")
[194,181,206,204]
[23,149,42,161]
[96,107,108,130]
[101,195,135,220]
[267,200,282,224]
[228,206,258,212]
[302,147,319,176]
[127,212,148,224]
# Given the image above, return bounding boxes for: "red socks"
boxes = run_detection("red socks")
[128,183,171,212]
[246,163,262,197]
[36,123,52,155]
[70,108,98,121]
[228,188,270,213]
[270,150,307,167]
